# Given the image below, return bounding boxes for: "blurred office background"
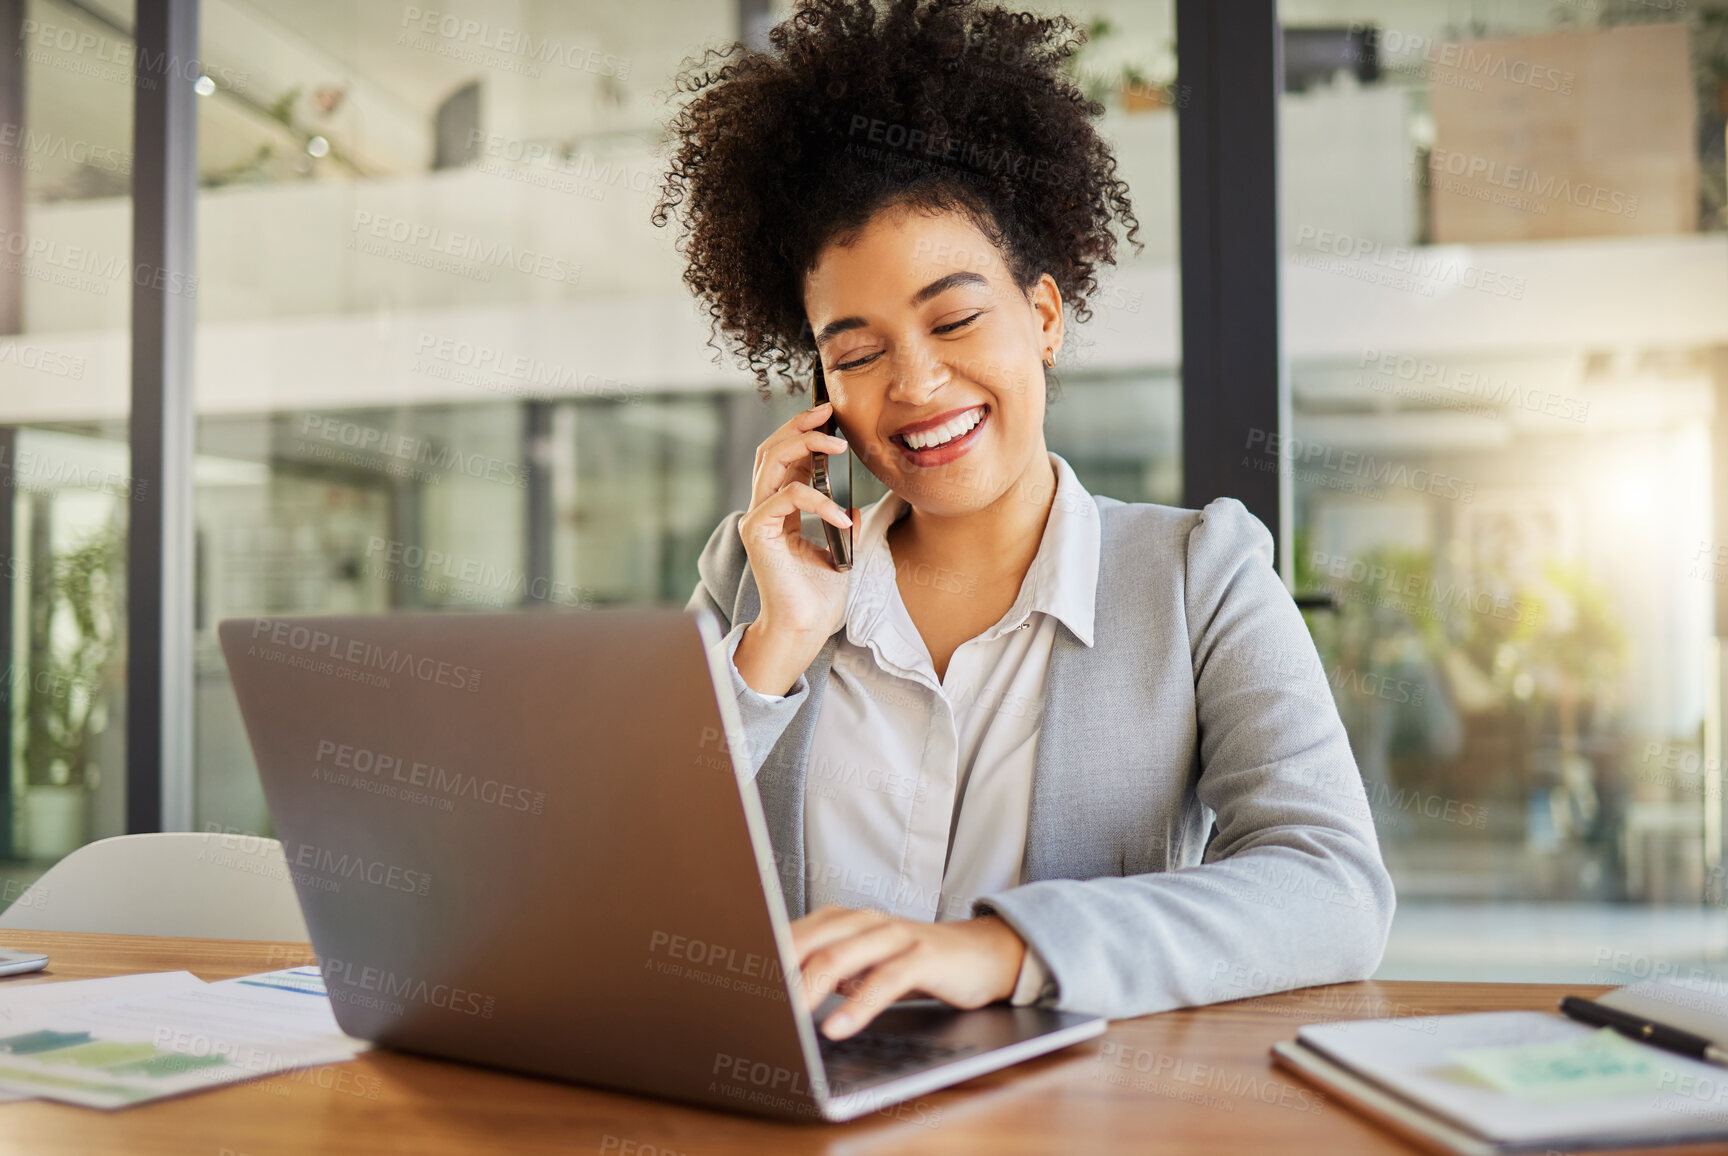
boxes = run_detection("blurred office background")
[2,0,1726,980]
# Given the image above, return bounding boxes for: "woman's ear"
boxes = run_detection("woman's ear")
[1031,273,1064,360]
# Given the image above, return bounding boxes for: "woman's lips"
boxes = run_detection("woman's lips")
[893,404,985,443]
[892,405,989,468]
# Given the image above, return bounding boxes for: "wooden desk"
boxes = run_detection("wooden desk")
[0,930,1702,1156]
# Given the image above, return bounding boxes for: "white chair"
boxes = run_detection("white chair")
[0,832,310,941]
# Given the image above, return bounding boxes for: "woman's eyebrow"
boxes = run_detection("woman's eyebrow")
[813,271,989,347]
[910,270,987,305]
[815,317,867,347]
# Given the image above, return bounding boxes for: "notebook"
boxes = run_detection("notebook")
[1272,978,1728,1155]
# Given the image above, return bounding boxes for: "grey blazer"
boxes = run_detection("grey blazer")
[688,494,1395,1020]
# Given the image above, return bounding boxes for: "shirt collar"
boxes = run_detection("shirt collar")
[1017,452,1100,647]
[842,452,1100,651]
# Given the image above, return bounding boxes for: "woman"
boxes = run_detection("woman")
[655,0,1393,1041]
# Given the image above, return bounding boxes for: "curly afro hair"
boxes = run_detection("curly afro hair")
[652,0,1140,391]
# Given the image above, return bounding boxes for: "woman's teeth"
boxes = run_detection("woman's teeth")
[903,407,984,451]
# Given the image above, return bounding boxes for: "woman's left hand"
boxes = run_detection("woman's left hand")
[789,905,1027,1039]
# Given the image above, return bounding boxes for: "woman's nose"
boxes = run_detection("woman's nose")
[886,344,949,405]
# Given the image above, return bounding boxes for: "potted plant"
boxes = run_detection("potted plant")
[21,518,123,859]
[1061,19,1179,114]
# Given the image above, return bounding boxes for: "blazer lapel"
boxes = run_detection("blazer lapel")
[1024,500,1118,884]
[1024,627,1088,882]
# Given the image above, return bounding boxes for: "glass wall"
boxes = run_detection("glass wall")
[1278,0,1728,976]
[0,0,136,908]
[13,0,1722,977]
[189,0,1182,839]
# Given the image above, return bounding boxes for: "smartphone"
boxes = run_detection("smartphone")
[809,364,853,572]
[0,949,48,977]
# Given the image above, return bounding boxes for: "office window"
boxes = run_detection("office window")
[1277,1,1728,977]
[188,1,1180,840]
[0,0,137,906]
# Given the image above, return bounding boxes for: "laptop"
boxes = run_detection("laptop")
[219,608,1104,1121]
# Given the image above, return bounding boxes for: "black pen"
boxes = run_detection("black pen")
[1559,995,1728,1068]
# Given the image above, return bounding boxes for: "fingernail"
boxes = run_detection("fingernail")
[824,1014,851,1038]
[839,512,853,527]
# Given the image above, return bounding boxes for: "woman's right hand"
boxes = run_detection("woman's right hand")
[732,401,855,696]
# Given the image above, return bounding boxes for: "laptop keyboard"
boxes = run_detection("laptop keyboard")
[818,1030,976,1090]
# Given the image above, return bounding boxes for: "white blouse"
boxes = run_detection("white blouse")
[769,453,1100,1001]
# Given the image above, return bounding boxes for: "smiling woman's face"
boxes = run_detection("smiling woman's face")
[802,204,1062,518]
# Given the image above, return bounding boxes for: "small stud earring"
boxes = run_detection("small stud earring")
[1043,350,1055,369]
